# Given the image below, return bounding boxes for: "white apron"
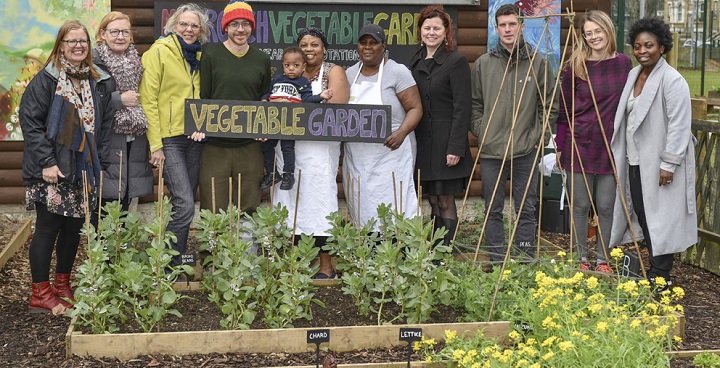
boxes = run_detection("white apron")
[274,63,341,235]
[343,61,418,231]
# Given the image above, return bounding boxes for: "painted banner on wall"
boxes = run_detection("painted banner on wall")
[155,2,457,72]
[488,0,561,73]
[0,0,110,140]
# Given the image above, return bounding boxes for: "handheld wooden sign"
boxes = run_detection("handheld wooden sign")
[185,100,391,143]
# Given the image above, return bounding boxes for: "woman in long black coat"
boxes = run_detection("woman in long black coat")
[410,4,473,248]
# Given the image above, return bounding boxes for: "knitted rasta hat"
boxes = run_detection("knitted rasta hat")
[221,0,255,32]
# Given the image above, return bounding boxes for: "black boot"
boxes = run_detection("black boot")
[443,218,458,253]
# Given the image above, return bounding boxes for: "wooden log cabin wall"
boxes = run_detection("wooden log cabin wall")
[0,0,608,204]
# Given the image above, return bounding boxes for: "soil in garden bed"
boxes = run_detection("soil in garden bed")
[1,229,720,367]
[104,287,465,334]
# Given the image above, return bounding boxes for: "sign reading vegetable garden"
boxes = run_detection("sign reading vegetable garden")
[185,99,391,142]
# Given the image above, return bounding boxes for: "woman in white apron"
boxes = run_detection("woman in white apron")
[344,24,423,232]
[273,27,350,279]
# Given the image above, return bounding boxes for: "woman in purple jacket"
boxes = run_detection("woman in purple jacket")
[555,10,632,273]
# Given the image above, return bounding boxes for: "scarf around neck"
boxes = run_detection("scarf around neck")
[175,34,201,72]
[46,57,101,191]
[95,43,148,135]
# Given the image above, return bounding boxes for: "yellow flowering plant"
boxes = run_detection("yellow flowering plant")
[420,255,685,367]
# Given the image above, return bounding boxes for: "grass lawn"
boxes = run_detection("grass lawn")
[678,69,720,97]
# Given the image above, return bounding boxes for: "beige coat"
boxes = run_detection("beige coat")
[609,57,697,256]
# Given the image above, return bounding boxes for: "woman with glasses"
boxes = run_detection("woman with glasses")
[555,10,632,273]
[139,3,209,269]
[92,11,153,220]
[19,20,115,314]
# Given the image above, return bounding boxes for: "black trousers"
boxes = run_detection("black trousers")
[29,203,83,282]
[629,165,674,279]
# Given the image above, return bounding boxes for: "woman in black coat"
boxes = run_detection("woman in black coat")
[93,11,153,214]
[410,4,473,248]
[20,20,114,314]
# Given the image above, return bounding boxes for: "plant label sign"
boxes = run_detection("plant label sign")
[399,328,422,343]
[181,253,196,265]
[621,249,642,279]
[185,99,391,143]
[307,329,330,345]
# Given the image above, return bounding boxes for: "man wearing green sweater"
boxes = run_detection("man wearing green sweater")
[199,0,271,213]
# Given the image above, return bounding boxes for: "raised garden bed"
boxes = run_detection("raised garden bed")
[66,320,510,360]
[0,218,31,271]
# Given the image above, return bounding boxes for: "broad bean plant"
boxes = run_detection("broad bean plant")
[325,204,458,324]
[71,198,192,333]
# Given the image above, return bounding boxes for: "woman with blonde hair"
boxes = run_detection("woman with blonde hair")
[139,3,209,269]
[20,20,114,313]
[555,10,632,273]
[93,11,153,217]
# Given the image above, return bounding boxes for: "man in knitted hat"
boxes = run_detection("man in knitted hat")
[199,0,271,214]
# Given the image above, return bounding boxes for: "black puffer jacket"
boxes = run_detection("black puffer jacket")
[19,62,115,186]
[92,49,154,200]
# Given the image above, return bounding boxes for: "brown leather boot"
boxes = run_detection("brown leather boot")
[53,273,74,308]
[29,281,64,314]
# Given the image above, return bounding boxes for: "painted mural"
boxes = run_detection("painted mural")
[0,0,109,140]
[488,0,561,73]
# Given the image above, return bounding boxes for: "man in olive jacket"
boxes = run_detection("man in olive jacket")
[470,4,558,262]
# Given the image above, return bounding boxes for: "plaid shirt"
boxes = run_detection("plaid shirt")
[555,53,632,174]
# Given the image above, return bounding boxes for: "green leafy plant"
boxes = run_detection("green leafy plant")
[416,251,685,367]
[71,198,192,333]
[197,204,323,329]
[694,352,720,368]
[325,204,457,324]
[70,223,124,334]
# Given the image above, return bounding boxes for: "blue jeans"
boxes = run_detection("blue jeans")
[162,136,202,267]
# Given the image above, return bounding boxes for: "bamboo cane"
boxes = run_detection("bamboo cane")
[97,171,103,224]
[291,170,302,264]
[211,177,216,215]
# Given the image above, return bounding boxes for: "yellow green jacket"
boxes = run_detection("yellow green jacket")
[139,34,201,152]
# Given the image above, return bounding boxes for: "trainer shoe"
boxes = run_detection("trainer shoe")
[579,262,592,271]
[280,172,295,190]
[594,263,614,274]
[259,171,282,190]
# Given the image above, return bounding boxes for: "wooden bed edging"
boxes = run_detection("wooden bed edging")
[66,320,511,360]
[0,218,31,271]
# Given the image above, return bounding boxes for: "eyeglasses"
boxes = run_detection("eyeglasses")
[177,21,201,31]
[582,28,605,39]
[106,29,131,37]
[62,39,89,47]
[227,20,252,31]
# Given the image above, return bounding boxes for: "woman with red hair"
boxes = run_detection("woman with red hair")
[410,5,473,249]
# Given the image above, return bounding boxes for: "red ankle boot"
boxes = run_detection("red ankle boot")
[53,273,74,308]
[29,281,64,314]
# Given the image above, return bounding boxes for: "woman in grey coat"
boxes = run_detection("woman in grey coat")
[610,17,697,290]
[93,11,154,214]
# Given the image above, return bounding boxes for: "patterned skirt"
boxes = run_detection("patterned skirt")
[26,181,97,218]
